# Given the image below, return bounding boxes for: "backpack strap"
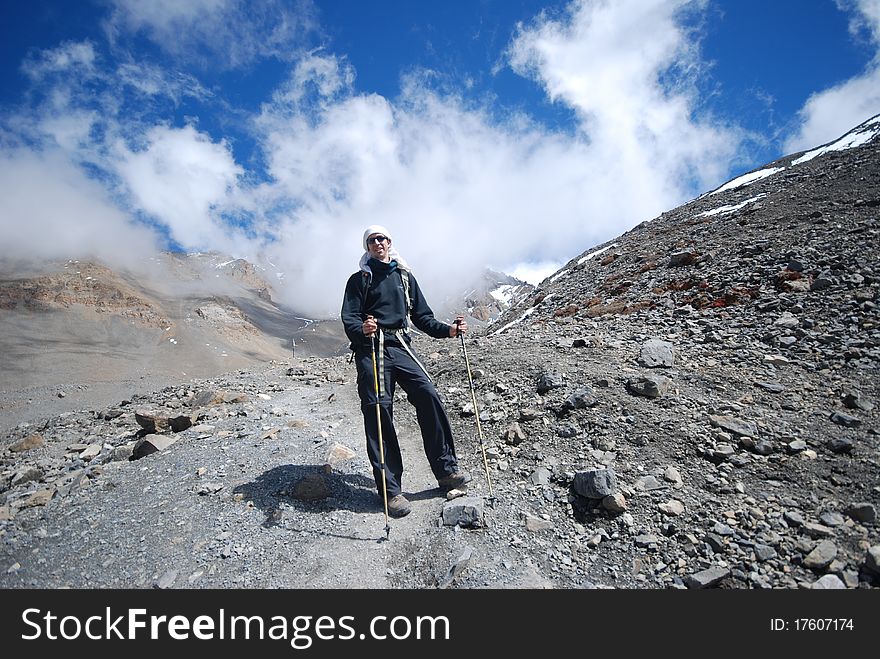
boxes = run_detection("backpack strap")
[400,269,412,330]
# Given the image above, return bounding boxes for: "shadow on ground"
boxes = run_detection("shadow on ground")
[235,464,380,524]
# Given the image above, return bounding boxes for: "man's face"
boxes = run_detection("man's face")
[366,233,391,261]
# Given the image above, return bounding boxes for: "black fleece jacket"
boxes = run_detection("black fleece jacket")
[341,258,450,350]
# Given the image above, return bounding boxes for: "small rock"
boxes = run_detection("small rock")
[524,514,553,532]
[803,540,837,570]
[811,574,846,589]
[573,467,617,499]
[19,488,55,508]
[659,499,685,516]
[663,466,683,485]
[626,375,671,398]
[864,546,880,576]
[131,434,178,460]
[503,422,527,445]
[602,493,627,513]
[685,566,730,589]
[325,442,357,467]
[638,339,674,368]
[9,433,43,453]
[829,411,860,428]
[709,415,758,437]
[845,502,876,524]
[154,570,178,589]
[442,497,484,528]
[11,466,43,488]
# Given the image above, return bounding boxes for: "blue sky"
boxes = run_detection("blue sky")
[1,0,879,317]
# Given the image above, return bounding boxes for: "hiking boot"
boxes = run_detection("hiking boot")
[387,494,412,518]
[438,471,472,491]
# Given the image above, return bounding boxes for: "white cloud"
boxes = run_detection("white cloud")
[507,0,736,195]
[248,12,742,318]
[841,0,880,41]
[2,1,749,321]
[785,0,880,152]
[104,0,319,69]
[21,41,98,80]
[0,148,161,266]
[114,124,244,250]
[115,63,213,105]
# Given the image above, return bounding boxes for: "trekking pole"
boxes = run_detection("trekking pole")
[369,323,391,540]
[456,319,495,507]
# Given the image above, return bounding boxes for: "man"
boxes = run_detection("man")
[341,225,470,518]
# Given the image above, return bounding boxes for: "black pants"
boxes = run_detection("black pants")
[355,341,458,497]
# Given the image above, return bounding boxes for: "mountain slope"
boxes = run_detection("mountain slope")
[416,115,880,588]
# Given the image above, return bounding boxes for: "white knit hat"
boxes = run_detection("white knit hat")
[362,225,392,251]
[359,224,410,275]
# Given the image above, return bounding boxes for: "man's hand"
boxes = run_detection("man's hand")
[363,315,378,337]
[450,315,467,337]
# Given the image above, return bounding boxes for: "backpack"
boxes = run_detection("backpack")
[360,268,412,329]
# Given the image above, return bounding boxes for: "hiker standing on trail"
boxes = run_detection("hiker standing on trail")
[341,225,471,518]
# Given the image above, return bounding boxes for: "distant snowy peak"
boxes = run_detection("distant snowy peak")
[456,268,534,324]
[181,251,276,299]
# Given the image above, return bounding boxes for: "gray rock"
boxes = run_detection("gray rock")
[685,566,730,589]
[11,465,43,487]
[529,466,552,486]
[659,499,685,516]
[523,514,553,532]
[811,574,846,589]
[638,339,675,368]
[864,546,880,576]
[709,415,758,437]
[754,544,777,561]
[845,502,876,524]
[134,410,199,433]
[503,422,527,445]
[536,371,565,394]
[826,437,854,454]
[803,522,834,538]
[819,511,845,527]
[803,540,837,570]
[634,534,660,548]
[573,467,617,499]
[626,375,672,398]
[154,570,178,589]
[131,434,178,460]
[783,511,805,527]
[602,493,627,513]
[439,546,473,588]
[109,443,135,462]
[79,443,102,460]
[563,387,600,410]
[842,391,873,412]
[829,411,861,427]
[442,497,484,528]
[635,475,665,491]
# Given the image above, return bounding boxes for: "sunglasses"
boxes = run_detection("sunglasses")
[367,235,389,245]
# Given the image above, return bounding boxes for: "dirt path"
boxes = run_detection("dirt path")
[0,359,458,589]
